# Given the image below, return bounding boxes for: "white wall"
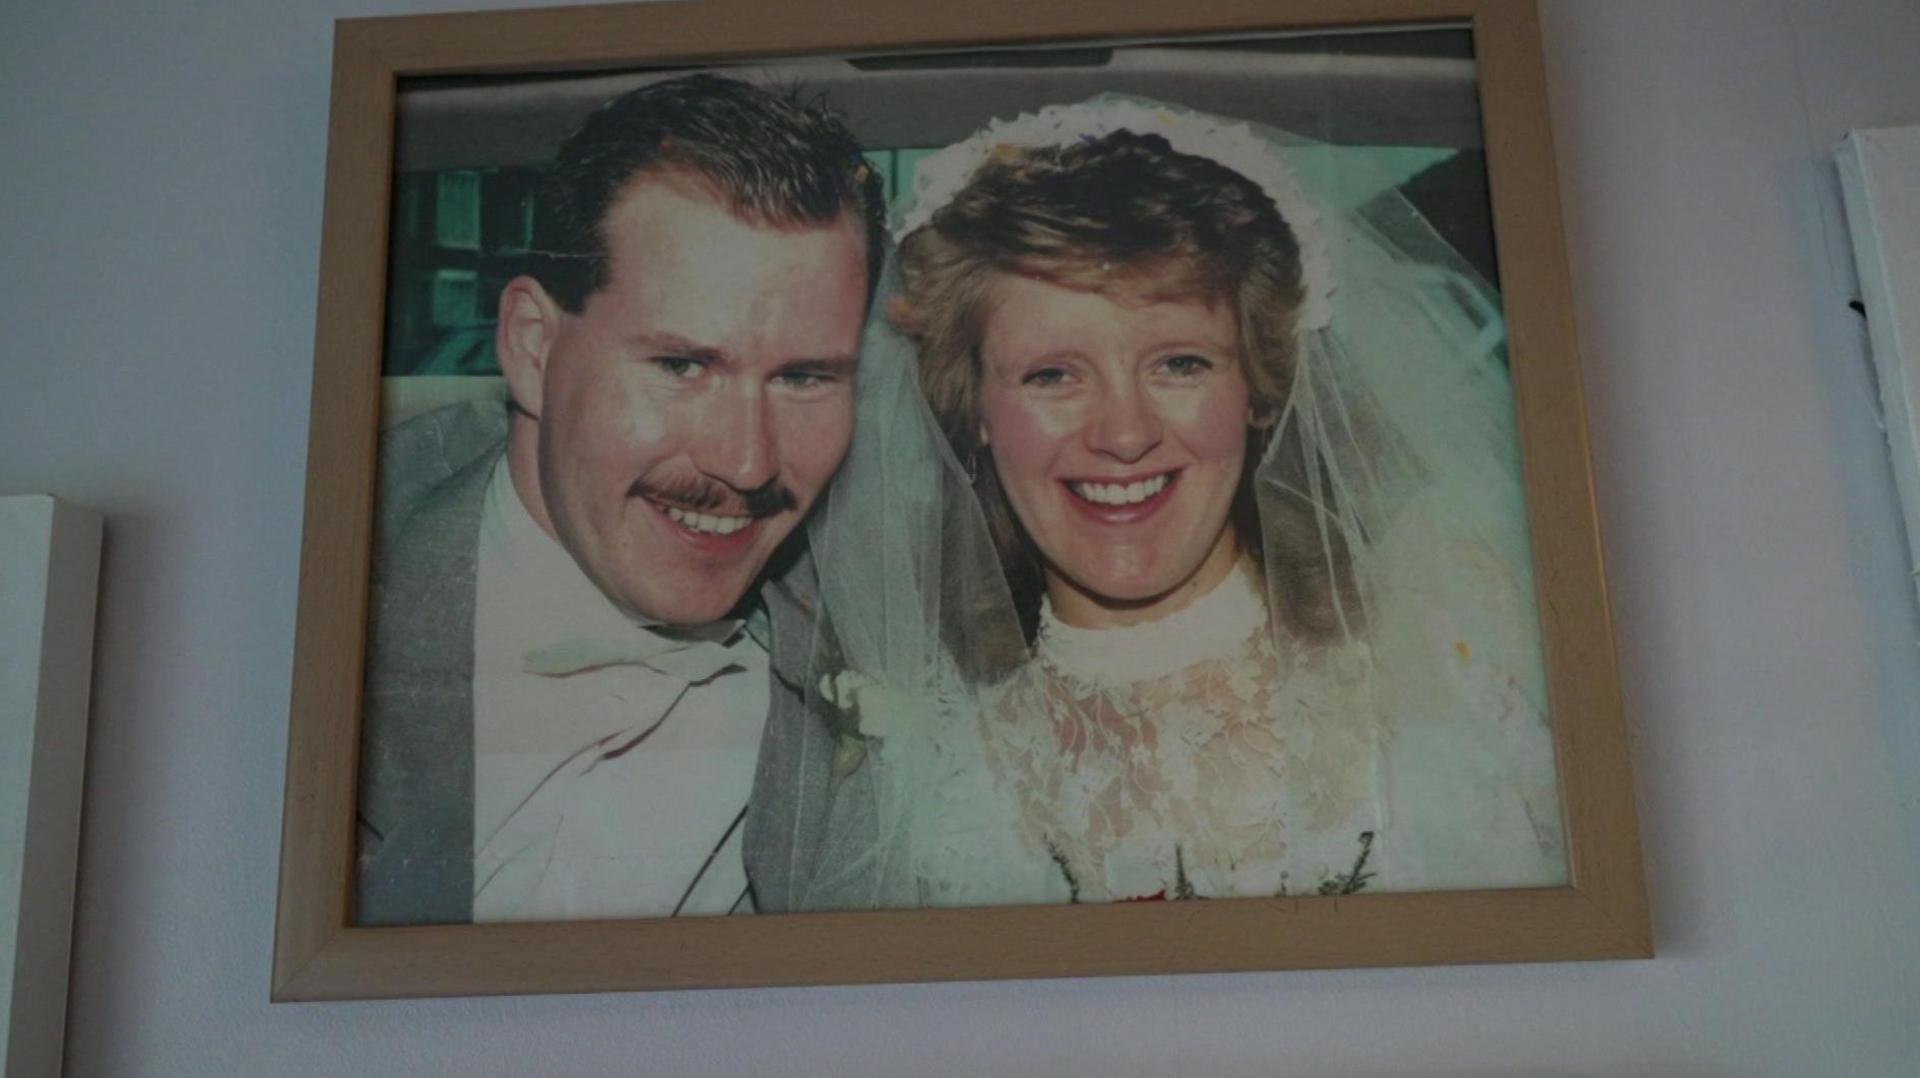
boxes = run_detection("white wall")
[3,0,1917,1073]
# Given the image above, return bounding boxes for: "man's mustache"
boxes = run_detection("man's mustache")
[630,475,799,519]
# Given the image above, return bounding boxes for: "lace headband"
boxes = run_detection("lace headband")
[890,96,1335,332]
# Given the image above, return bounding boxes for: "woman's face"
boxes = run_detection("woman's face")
[977,273,1251,627]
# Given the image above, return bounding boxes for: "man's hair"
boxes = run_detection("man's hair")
[893,129,1352,644]
[529,73,885,311]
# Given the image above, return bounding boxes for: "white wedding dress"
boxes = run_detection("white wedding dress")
[869,557,1565,909]
[981,563,1384,902]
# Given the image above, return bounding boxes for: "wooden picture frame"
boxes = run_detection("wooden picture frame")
[274,0,1647,1001]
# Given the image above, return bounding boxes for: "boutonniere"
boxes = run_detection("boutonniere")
[818,669,918,780]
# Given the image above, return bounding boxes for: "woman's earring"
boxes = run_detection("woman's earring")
[965,450,980,484]
[1247,405,1278,431]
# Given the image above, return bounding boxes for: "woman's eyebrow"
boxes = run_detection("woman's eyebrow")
[994,346,1088,366]
[1139,332,1239,352]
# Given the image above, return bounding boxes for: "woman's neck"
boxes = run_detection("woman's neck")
[1044,527,1244,630]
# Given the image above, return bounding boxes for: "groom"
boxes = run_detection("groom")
[356,75,883,925]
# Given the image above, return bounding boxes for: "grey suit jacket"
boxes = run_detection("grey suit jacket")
[354,401,872,925]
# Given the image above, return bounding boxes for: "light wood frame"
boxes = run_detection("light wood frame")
[274,0,1647,1001]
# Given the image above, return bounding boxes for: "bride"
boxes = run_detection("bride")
[795,97,1567,909]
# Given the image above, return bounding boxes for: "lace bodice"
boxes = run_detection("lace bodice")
[839,558,1567,910]
[978,565,1386,901]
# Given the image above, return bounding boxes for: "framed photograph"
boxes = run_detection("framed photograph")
[275,0,1648,1001]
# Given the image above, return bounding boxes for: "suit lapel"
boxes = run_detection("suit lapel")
[356,420,501,925]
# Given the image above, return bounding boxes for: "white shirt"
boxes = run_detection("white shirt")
[469,460,769,922]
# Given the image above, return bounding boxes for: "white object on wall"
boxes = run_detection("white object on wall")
[1,496,101,1078]
[1839,126,1920,598]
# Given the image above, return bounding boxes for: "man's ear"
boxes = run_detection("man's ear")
[496,276,562,418]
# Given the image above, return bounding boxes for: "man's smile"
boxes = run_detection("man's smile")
[659,503,753,536]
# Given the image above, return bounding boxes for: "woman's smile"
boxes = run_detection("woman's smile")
[1060,468,1182,527]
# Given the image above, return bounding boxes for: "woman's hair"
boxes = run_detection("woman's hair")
[892,128,1350,643]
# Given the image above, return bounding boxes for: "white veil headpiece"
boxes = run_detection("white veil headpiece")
[893,97,1337,334]
[794,95,1564,908]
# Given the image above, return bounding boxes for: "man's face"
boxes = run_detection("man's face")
[505,176,868,626]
